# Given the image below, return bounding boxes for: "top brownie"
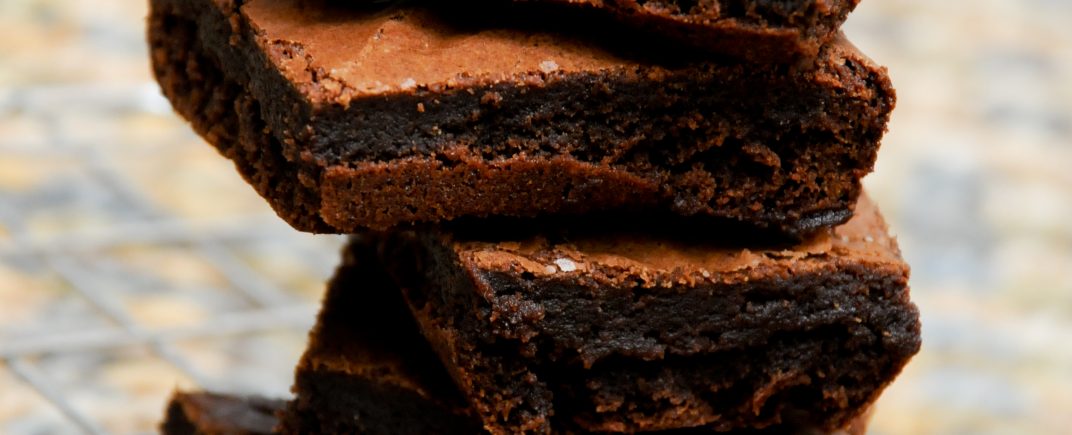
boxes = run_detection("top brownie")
[149,0,894,236]
[358,0,861,62]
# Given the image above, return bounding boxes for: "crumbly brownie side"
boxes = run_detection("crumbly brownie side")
[150,0,894,236]
[382,198,919,433]
[148,0,331,232]
[277,237,480,435]
[161,391,281,435]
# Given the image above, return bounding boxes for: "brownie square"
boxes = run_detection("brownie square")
[279,237,882,434]
[148,0,894,236]
[376,195,919,433]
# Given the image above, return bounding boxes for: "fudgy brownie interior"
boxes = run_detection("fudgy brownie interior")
[148,0,894,236]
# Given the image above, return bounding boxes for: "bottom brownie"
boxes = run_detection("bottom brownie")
[161,391,281,435]
[273,237,886,434]
[165,390,871,434]
[377,196,919,434]
[277,237,480,435]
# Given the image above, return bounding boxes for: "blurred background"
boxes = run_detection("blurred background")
[0,0,1069,433]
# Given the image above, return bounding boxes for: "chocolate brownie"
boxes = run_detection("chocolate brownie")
[148,0,895,236]
[277,236,481,435]
[354,0,860,62]
[280,238,880,434]
[161,391,281,435]
[376,195,919,433]
[166,391,871,434]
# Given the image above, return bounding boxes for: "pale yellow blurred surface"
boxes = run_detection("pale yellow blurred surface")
[1,0,1070,433]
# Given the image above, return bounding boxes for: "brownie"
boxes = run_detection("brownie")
[376,195,919,434]
[161,391,282,435]
[148,0,895,237]
[353,0,860,62]
[167,391,871,435]
[277,237,481,435]
[280,238,880,434]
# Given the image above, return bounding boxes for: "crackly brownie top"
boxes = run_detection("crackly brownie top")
[456,195,903,285]
[243,0,622,98]
[240,0,869,102]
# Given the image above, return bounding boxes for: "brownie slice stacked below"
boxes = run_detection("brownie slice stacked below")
[278,236,482,435]
[148,0,894,237]
[374,195,918,434]
[158,240,879,435]
[147,0,920,433]
[283,238,882,434]
[348,0,862,62]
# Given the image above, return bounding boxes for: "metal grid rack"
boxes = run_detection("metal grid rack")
[0,83,344,434]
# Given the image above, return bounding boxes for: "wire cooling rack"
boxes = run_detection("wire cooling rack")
[0,83,344,434]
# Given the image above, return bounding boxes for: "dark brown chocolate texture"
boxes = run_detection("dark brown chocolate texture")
[148,0,894,236]
[276,237,883,434]
[378,196,919,434]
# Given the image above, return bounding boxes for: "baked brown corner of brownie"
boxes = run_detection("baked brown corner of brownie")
[161,390,282,435]
[377,194,919,434]
[148,0,894,236]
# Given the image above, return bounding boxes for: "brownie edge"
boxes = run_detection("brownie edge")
[148,0,894,237]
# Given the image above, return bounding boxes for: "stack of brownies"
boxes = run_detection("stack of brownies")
[149,0,921,433]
